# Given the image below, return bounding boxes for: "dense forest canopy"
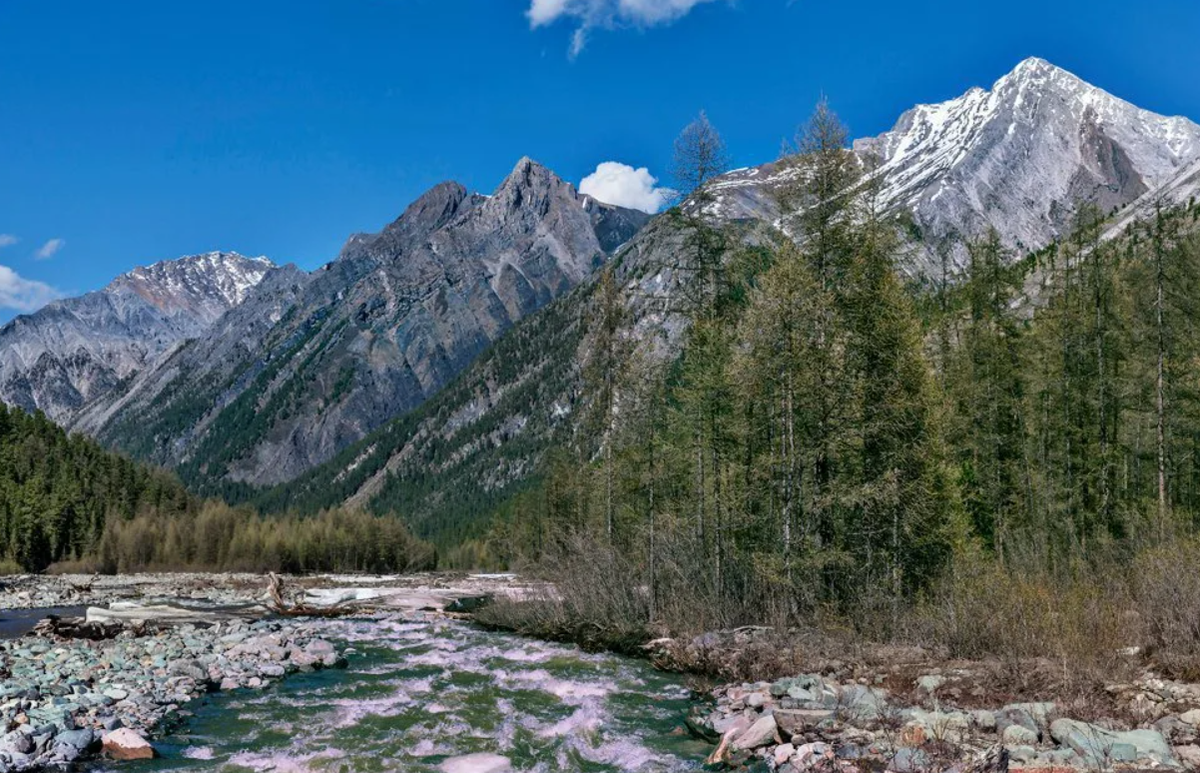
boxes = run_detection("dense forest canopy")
[0,403,434,574]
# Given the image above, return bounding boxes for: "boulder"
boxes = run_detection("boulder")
[916,675,946,693]
[733,714,780,750]
[445,595,492,614]
[1049,718,1177,769]
[774,708,835,737]
[102,728,154,760]
[1002,724,1039,747]
[972,710,998,732]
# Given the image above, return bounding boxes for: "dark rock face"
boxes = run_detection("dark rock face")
[90,158,649,488]
[0,252,273,424]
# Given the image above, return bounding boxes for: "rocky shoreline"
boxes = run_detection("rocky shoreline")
[16,573,1200,773]
[0,617,347,770]
[686,667,1200,772]
[0,572,526,772]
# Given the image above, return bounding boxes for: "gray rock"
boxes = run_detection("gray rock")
[733,714,779,751]
[1002,724,1039,747]
[1050,718,1178,768]
[891,747,931,773]
[916,675,946,693]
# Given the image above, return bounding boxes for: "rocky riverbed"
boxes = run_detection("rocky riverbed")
[686,669,1200,772]
[0,617,347,770]
[0,572,537,772]
[12,573,1200,773]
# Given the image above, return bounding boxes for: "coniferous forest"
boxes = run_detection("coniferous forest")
[470,106,1200,675]
[0,402,434,574]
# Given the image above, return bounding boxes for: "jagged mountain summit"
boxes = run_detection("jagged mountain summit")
[0,252,274,424]
[711,57,1200,274]
[86,158,650,489]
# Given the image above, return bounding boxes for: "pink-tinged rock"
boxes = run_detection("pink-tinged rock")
[733,714,779,750]
[102,728,154,760]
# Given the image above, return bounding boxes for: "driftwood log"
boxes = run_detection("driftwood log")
[266,573,369,618]
[31,614,145,641]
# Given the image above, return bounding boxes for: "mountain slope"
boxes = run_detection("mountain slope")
[258,57,1200,543]
[711,58,1200,275]
[89,158,650,490]
[255,211,712,544]
[0,252,273,424]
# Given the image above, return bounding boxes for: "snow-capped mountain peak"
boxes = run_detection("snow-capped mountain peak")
[710,57,1200,275]
[0,250,278,424]
[111,251,275,320]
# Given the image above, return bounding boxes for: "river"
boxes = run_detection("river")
[91,614,708,772]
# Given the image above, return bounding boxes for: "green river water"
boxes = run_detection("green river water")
[94,615,708,772]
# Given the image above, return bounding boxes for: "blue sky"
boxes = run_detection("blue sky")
[2,0,1199,321]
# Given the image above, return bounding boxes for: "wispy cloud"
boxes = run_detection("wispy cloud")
[35,238,65,260]
[579,161,673,213]
[0,235,17,249]
[0,264,63,313]
[528,0,719,57]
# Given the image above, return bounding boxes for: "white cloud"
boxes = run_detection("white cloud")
[0,235,17,249]
[0,264,63,313]
[527,0,718,56]
[579,161,673,213]
[35,238,65,260]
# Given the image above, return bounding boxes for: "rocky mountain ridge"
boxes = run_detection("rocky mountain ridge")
[710,57,1200,275]
[85,158,649,490]
[6,57,1199,518]
[259,58,1200,540]
[0,252,274,424]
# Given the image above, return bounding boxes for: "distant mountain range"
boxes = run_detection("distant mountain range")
[0,252,273,424]
[74,158,648,490]
[3,57,1197,529]
[711,57,1200,274]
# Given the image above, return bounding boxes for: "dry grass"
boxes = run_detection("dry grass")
[477,536,1200,718]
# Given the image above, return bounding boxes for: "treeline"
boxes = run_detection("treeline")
[90,504,436,575]
[0,405,193,572]
[0,403,433,574]
[470,104,1200,651]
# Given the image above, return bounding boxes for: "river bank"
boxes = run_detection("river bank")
[477,593,1200,773]
[10,573,1200,773]
[0,572,543,771]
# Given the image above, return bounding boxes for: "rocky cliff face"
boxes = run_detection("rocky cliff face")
[711,58,1200,274]
[0,252,273,424]
[90,158,649,489]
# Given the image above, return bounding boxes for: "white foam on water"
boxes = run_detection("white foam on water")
[325,675,433,727]
[408,737,453,757]
[227,746,348,772]
[497,668,617,704]
[181,745,215,760]
[440,752,512,773]
[539,705,602,740]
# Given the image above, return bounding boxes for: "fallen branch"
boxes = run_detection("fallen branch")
[266,573,369,618]
[66,573,99,594]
